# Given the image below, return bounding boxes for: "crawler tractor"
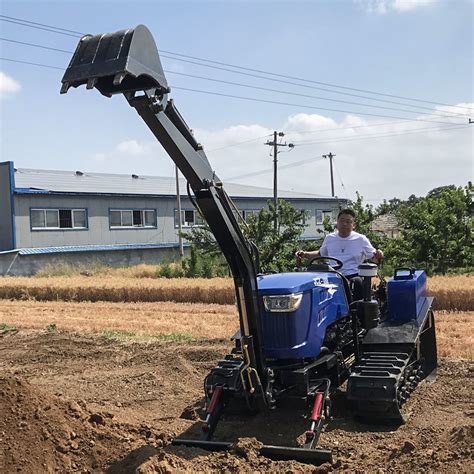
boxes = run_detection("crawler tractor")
[61,25,437,464]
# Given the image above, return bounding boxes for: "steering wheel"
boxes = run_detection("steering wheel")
[308,256,343,271]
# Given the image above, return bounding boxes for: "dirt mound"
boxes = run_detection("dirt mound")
[0,376,122,472]
[1,332,473,473]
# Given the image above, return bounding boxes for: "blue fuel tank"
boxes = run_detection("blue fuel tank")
[257,272,350,359]
[387,269,427,322]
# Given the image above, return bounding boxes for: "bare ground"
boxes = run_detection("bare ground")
[1,330,473,473]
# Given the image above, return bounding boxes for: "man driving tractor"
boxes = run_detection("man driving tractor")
[296,208,384,300]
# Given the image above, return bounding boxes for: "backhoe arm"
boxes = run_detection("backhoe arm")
[60,25,266,386]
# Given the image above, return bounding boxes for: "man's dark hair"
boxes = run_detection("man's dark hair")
[337,208,356,220]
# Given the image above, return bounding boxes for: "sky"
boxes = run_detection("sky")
[0,0,473,205]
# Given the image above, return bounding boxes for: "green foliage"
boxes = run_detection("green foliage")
[0,323,17,333]
[243,199,308,272]
[177,247,229,278]
[156,261,185,278]
[46,323,57,334]
[183,199,307,274]
[376,197,403,215]
[101,330,136,341]
[156,332,194,343]
[391,185,472,274]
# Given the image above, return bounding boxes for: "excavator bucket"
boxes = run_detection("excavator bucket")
[60,25,168,97]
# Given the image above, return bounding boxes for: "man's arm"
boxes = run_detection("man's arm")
[295,249,321,262]
[296,238,329,264]
[362,235,384,263]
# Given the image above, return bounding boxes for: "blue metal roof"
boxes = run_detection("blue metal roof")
[0,242,189,256]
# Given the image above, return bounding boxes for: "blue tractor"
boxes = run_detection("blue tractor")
[61,25,437,464]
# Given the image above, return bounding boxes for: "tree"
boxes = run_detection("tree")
[394,185,472,274]
[184,199,308,274]
[348,192,387,251]
[244,200,307,272]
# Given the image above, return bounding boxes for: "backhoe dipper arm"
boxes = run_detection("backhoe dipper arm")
[60,25,266,384]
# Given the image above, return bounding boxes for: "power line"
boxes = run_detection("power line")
[160,50,474,113]
[172,86,465,125]
[161,54,472,117]
[332,160,350,199]
[206,134,272,152]
[0,37,72,54]
[293,123,465,145]
[226,156,325,181]
[292,124,469,146]
[0,18,80,38]
[164,70,467,119]
[0,57,64,70]
[0,37,466,120]
[0,14,84,35]
[1,14,472,114]
[0,55,466,126]
[224,124,469,180]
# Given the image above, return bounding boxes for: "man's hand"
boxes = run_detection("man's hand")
[371,249,384,263]
[295,250,308,260]
[295,250,307,266]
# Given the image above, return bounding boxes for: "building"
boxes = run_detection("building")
[0,161,347,275]
[370,214,401,239]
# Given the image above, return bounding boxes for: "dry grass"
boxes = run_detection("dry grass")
[0,300,238,340]
[427,275,474,311]
[0,274,472,310]
[435,311,474,360]
[0,299,471,359]
[0,276,234,305]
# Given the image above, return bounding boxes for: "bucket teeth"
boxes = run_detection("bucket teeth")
[60,82,70,95]
[113,72,127,86]
[86,78,98,90]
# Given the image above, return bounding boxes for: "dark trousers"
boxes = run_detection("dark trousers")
[346,274,364,302]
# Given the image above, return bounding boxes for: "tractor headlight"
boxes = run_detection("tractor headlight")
[262,293,303,312]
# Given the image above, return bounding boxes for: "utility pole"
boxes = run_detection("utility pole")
[265,131,294,230]
[322,152,336,197]
[175,165,184,258]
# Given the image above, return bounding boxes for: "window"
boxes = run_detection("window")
[109,209,157,228]
[174,209,204,227]
[297,209,307,225]
[316,209,334,225]
[242,209,260,223]
[31,209,87,230]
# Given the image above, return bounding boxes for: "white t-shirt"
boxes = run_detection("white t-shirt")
[319,231,376,276]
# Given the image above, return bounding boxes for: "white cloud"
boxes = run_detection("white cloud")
[356,0,436,14]
[0,72,21,99]
[92,139,175,176]
[88,105,473,204]
[116,140,150,156]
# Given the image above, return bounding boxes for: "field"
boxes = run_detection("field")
[1,272,473,472]
[0,272,472,310]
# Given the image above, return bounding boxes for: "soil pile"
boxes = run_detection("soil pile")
[0,331,472,473]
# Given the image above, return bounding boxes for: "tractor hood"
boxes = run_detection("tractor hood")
[257,272,337,295]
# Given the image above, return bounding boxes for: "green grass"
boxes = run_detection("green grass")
[156,332,194,343]
[100,330,194,343]
[46,323,57,333]
[101,330,137,341]
[0,323,17,333]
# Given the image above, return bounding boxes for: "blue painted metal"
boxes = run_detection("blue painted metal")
[16,242,187,255]
[8,161,16,249]
[387,270,427,322]
[257,272,350,359]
